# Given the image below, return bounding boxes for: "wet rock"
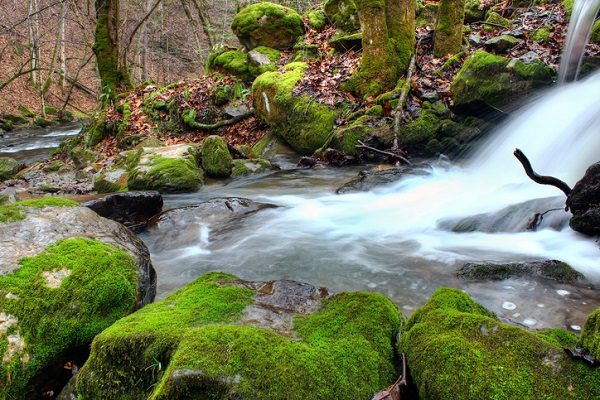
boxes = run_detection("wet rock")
[231,158,276,177]
[201,135,233,178]
[456,260,585,283]
[438,196,568,233]
[567,161,600,235]
[76,273,400,399]
[83,191,163,231]
[146,197,278,251]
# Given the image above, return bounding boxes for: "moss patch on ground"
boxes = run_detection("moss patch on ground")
[399,287,600,399]
[0,198,79,224]
[0,238,138,398]
[77,273,401,399]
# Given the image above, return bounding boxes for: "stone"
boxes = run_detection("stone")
[451,50,554,114]
[0,199,156,398]
[76,273,401,398]
[83,191,163,231]
[127,144,203,193]
[201,135,233,178]
[567,162,600,235]
[253,62,340,155]
[0,157,20,181]
[70,147,101,170]
[146,197,278,251]
[231,2,304,51]
[324,0,360,33]
[484,34,520,53]
[456,260,585,283]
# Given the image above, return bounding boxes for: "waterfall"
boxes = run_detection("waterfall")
[557,0,600,83]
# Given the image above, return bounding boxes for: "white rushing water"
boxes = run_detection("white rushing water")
[144,70,600,331]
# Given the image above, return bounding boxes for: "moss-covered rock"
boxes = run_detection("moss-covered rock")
[231,2,304,51]
[252,63,340,155]
[304,9,327,31]
[127,144,203,193]
[329,32,363,52]
[209,50,253,82]
[400,287,600,399]
[0,201,156,398]
[485,11,512,29]
[201,135,233,178]
[70,147,101,170]
[484,34,520,53]
[324,0,360,33]
[231,158,275,177]
[0,157,20,181]
[94,168,129,193]
[591,19,600,43]
[464,0,484,22]
[247,46,281,77]
[451,50,554,113]
[77,273,401,399]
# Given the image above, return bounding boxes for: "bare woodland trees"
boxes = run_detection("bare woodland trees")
[0,0,226,113]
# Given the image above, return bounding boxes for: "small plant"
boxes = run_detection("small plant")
[145,356,162,381]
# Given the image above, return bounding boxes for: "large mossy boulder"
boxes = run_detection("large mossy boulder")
[324,0,360,33]
[201,135,233,178]
[77,272,401,399]
[0,157,20,181]
[0,198,156,398]
[127,144,203,193]
[399,287,600,399]
[231,2,304,51]
[567,161,600,235]
[451,50,554,113]
[253,62,339,155]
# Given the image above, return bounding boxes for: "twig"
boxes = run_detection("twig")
[513,148,571,197]
[393,39,420,137]
[372,353,408,400]
[356,140,411,165]
[526,207,563,231]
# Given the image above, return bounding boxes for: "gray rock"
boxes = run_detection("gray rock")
[83,191,163,231]
[567,162,600,235]
[456,259,585,283]
[484,35,520,53]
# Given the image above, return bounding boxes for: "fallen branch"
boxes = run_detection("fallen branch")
[192,109,254,130]
[372,352,408,400]
[393,44,419,137]
[526,207,563,231]
[357,140,411,165]
[513,149,571,197]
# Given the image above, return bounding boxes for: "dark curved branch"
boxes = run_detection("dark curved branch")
[513,148,571,197]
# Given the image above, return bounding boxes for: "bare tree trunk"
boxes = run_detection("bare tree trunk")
[58,0,68,90]
[28,0,41,87]
[190,0,215,48]
[180,0,203,52]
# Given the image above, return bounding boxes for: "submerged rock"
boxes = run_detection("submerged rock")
[146,197,278,251]
[0,198,156,398]
[456,260,585,283]
[399,287,600,399]
[336,164,430,194]
[76,272,401,399]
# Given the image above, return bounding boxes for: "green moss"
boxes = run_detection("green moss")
[252,63,340,155]
[433,0,466,57]
[563,0,574,17]
[201,135,233,178]
[128,156,203,193]
[0,157,20,181]
[17,105,35,118]
[324,0,360,33]
[485,11,512,28]
[0,198,79,224]
[305,9,327,31]
[77,274,401,399]
[44,106,58,115]
[591,19,600,43]
[400,287,600,399]
[118,102,132,140]
[400,110,440,149]
[231,2,304,51]
[87,111,108,147]
[531,26,551,43]
[0,238,138,398]
[211,50,252,82]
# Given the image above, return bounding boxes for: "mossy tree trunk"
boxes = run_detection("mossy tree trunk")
[433,0,466,57]
[346,0,415,98]
[93,0,132,98]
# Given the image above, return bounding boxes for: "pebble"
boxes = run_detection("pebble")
[571,325,582,331]
[556,290,571,296]
[502,301,517,310]
[523,318,537,326]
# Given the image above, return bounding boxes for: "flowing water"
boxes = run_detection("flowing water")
[138,70,600,331]
[557,0,600,83]
[0,123,81,165]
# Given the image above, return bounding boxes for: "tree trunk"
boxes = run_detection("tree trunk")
[346,0,415,98]
[433,0,466,57]
[93,0,131,97]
